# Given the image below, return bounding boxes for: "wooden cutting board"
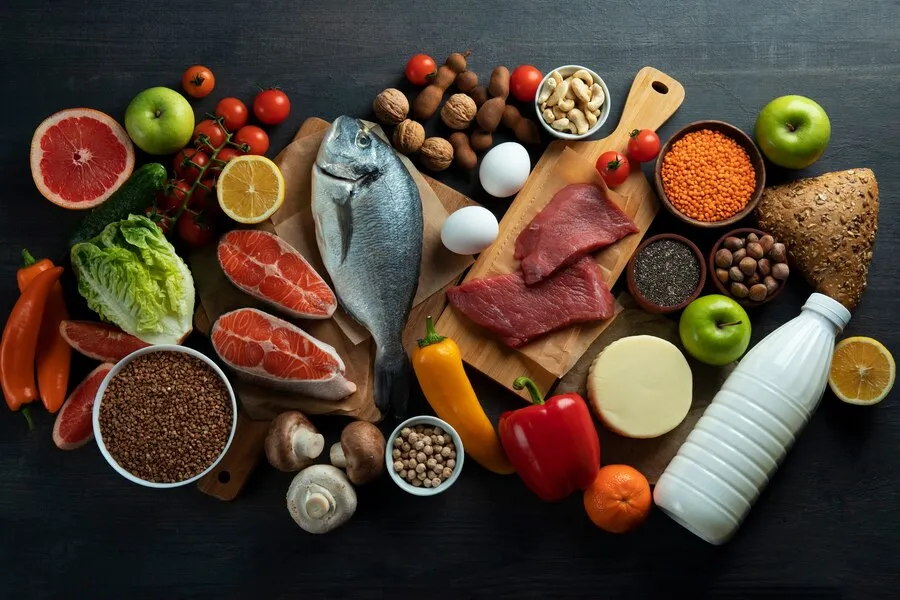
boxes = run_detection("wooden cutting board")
[436,67,685,400]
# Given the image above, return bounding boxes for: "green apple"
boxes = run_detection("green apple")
[124,87,194,155]
[755,95,831,169]
[679,295,751,366]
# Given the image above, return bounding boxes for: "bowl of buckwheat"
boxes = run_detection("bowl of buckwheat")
[387,416,464,497]
[92,345,238,488]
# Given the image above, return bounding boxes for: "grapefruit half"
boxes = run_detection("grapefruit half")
[30,108,135,210]
[52,362,114,450]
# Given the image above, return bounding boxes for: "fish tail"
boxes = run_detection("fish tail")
[374,345,410,419]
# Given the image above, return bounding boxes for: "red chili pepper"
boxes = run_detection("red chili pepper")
[1,266,64,428]
[498,376,601,502]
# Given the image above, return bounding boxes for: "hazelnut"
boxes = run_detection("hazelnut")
[746,232,759,243]
[760,234,775,253]
[723,237,744,251]
[764,275,779,296]
[419,137,454,171]
[730,282,749,298]
[769,243,787,263]
[733,248,747,263]
[729,266,745,283]
[757,258,771,277]
[715,249,734,269]
[716,268,730,284]
[440,93,477,129]
[772,262,790,281]
[749,283,768,302]
[373,88,409,125]
[746,242,764,260]
[392,119,425,155]
[746,273,761,287]
[739,256,758,276]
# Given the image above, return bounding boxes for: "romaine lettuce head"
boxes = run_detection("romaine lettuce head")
[71,214,195,345]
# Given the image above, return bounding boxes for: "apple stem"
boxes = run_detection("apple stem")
[786,123,796,132]
[717,320,743,329]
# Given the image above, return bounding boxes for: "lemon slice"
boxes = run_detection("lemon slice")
[217,155,285,224]
[828,336,895,405]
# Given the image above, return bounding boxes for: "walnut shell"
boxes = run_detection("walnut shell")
[373,88,409,125]
[419,137,453,171]
[392,119,425,155]
[440,93,477,130]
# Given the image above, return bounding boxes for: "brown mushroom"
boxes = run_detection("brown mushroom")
[265,411,325,472]
[329,421,385,485]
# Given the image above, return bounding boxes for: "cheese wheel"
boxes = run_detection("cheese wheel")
[587,335,692,438]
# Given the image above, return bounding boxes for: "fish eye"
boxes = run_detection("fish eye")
[356,131,371,148]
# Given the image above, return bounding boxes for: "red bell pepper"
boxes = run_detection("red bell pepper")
[498,377,600,502]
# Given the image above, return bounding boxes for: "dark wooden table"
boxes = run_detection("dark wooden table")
[2,1,898,597]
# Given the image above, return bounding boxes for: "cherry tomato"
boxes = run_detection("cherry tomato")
[253,89,291,125]
[234,126,269,155]
[596,151,630,187]
[158,180,191,211]
[215,97,249,132]
[627,129,661,163]
[405,54,437,86]
[188,179,218,212]
[193,119,227,153]
[173,148,209,182]
[177,211,215,247]
[207,147,242,176]
[144,206,173,236]
[181,65,215,99]
[509,65,544,103]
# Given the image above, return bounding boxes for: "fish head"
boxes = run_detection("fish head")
[315,116,389,182]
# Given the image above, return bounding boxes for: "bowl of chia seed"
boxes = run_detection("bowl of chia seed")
[92,345,237,488]
[627,233,707,314]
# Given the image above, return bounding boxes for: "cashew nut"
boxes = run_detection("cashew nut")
[537,77,556,104]
[571,78,592,104]
[585,109,597,127]
[557,97,575,112]
[552,105,568,120]
[587,84,605,111]
[567,108,589,135]
[546,79,569,107]
[571,69,594,86]
[550,70,564,85]
[542,108,555,124]
[551,118,573,132]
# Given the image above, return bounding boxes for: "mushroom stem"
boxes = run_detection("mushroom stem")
[330,442,347,469]
[305,488,334,520]
[293,429,325,461]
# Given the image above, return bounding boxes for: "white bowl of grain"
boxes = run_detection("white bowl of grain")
[534,64,611,140]
[386,416,464,497]
[93,345,237,489]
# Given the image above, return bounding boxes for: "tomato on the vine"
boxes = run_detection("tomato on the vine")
[509,65,544,103]
[216,147,242,163]
[234,126,269,155]
[215,97,249,131]
[405,54,437,86]
[177,211,215,247]
[253,89,291,125]
[596,151,630,187]
[181,65,215,99]
[174,148,209,182]
[627,129,661,163]
[145,206,173,236]
[188,179,217,212]
[193,119,227,153]
[159,180,191,211]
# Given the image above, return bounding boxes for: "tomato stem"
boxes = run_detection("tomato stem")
[169,115,234,225]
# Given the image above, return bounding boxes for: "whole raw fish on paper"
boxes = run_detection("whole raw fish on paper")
[311,116,423,418]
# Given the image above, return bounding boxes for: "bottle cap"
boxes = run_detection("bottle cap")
[802,293,851,332]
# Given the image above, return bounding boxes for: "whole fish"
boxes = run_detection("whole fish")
[311,116,423,418]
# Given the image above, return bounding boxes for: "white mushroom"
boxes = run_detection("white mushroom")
[286,465,357,534]
[264,411,325,472]
[329,421,385,485]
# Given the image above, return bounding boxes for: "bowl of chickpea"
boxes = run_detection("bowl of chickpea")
[386,416,464,497]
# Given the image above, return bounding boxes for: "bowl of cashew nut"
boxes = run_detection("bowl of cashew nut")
[535,65,610,140]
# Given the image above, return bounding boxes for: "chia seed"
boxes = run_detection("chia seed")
[633,239,700,307]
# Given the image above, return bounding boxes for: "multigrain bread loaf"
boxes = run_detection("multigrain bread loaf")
[755,168,878,310]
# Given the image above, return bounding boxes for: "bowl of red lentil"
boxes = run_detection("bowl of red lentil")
[92,345,237,488]
[654,120,766,229]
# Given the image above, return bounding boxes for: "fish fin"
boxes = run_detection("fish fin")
[374,346,410,419]
[337,198,353,264]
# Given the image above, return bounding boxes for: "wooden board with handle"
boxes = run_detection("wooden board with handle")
[436,67,685,400]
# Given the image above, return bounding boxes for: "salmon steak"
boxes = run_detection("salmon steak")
[211,307,356,401]
[217,230,337,319]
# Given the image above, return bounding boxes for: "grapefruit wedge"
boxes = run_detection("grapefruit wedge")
[30,108,135,210]
[60,320,150,362]
[52,363,114,450]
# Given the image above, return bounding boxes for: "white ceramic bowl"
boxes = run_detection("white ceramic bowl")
[93,345,238,489]
[534,64,611,140]
[386,416,465,497]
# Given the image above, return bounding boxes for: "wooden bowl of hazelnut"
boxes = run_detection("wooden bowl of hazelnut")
[708,228,790,307]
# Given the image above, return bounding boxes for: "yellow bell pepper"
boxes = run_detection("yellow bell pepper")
[411,316,514,475]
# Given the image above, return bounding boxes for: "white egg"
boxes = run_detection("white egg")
[440,206,499,255]
[479,142,531,198]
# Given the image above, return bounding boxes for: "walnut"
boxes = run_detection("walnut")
[440,93,477,130]
[419,137,453,171]
[373,88,408,125]
[392,119,425,155]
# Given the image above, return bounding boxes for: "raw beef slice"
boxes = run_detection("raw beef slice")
[515,183,639,285]
[218,229,337,319]
[211,308,356,401]
[447,257,615,348]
